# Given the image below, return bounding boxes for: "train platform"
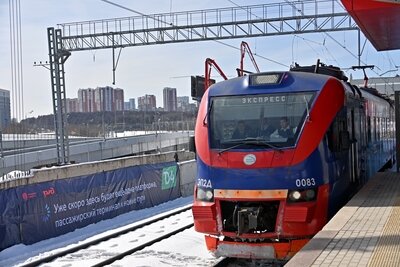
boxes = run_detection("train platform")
[286,171,400,267]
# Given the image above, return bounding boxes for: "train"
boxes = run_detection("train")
[190,61,395,259]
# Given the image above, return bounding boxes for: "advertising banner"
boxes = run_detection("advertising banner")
[0,161,180,249]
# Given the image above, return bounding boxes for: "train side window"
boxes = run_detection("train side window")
[383,117,387,139]
[327,116,348,152]
[339,131,351,150]
[387,118,392,138]
[376,117,381,141]
[367,116,371,143]
[327,123,339,152]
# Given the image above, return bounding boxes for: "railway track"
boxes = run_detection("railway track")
[20,205,193,267]
[214,257,288,267]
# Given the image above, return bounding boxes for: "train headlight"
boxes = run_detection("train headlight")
[287,189,317,203]
[197,188,206,200]
[196,188,214,202]
[289,190,301,201]
[205,190,214,200]
[250,73,283,85]
[305,189,316,200]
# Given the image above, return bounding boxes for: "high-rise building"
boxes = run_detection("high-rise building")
[163,87,177,112]
[124,98,136,111]
[78,86,124,112]
[0,88,11,130]
[129,98,136,110]
[177,96,190,111]
[138,94,156,111]
[113,88,124,111]
[95,86,113,111]
[66,98,79,113]
[78,88,96,112]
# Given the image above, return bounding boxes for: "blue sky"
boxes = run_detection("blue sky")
[0,0,399,117]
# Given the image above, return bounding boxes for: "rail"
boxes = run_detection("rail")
[20,205,192,267]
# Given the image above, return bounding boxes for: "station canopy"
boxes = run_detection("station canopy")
[341,0,400,51]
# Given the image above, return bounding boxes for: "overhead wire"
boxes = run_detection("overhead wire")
[291,34,340,66]
[283,0,361,65]
[283,0,394,82]
[291,35,298,65]
[8,0,26,173]
[227,0,346,68]
[101,0,395,83]
[386,52,398,71]
[99,0,289,68]
[228,0,340,67]
[226,0,290,68]
[320,39,341,67]
[231,0,396,90]
[226,0,262,20]
[298,36,323,61]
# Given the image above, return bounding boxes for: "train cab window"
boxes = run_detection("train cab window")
[209,92,315,150]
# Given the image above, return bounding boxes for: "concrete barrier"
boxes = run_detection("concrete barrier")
[0,150,198,250]
[178,159,196,197]
[0,131,192,175]
[0,150,195,190]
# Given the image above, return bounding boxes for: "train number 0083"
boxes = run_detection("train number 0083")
[295,178,316,187]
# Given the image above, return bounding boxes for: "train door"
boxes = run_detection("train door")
[359,101,367,184]
[348,109,356,183]
[348,102,363,185]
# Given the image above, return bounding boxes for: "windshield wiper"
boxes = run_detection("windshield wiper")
[218,137,282,155]
[304,95,311,122]
[203,100,214,126]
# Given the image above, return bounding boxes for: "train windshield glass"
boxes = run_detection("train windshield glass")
[209,92,315,149]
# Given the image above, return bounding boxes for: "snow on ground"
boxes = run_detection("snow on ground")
[114,228,221,267]
[0,196,218,267]
[0,170,33,183]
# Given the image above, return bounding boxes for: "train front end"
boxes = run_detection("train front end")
[192,71,346,259]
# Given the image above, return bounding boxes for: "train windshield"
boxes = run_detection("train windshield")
[209,92,315,149]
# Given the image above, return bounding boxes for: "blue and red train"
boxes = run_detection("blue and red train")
[191,62,395,259]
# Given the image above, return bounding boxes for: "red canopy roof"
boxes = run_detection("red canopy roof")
[341,0,400,51]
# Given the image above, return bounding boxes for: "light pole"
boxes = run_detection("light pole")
[102,111,105,139]
[0,131,3,158]
[0,130,3,178]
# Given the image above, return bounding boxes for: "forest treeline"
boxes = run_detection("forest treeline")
[5,110,197,137]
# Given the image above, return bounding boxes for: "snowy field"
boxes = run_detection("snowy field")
[0,196,220,267]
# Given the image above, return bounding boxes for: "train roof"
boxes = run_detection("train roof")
[207,63,393,106]
[357,85,394,106]
[290,61,393,105]
[207,71,333,97]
